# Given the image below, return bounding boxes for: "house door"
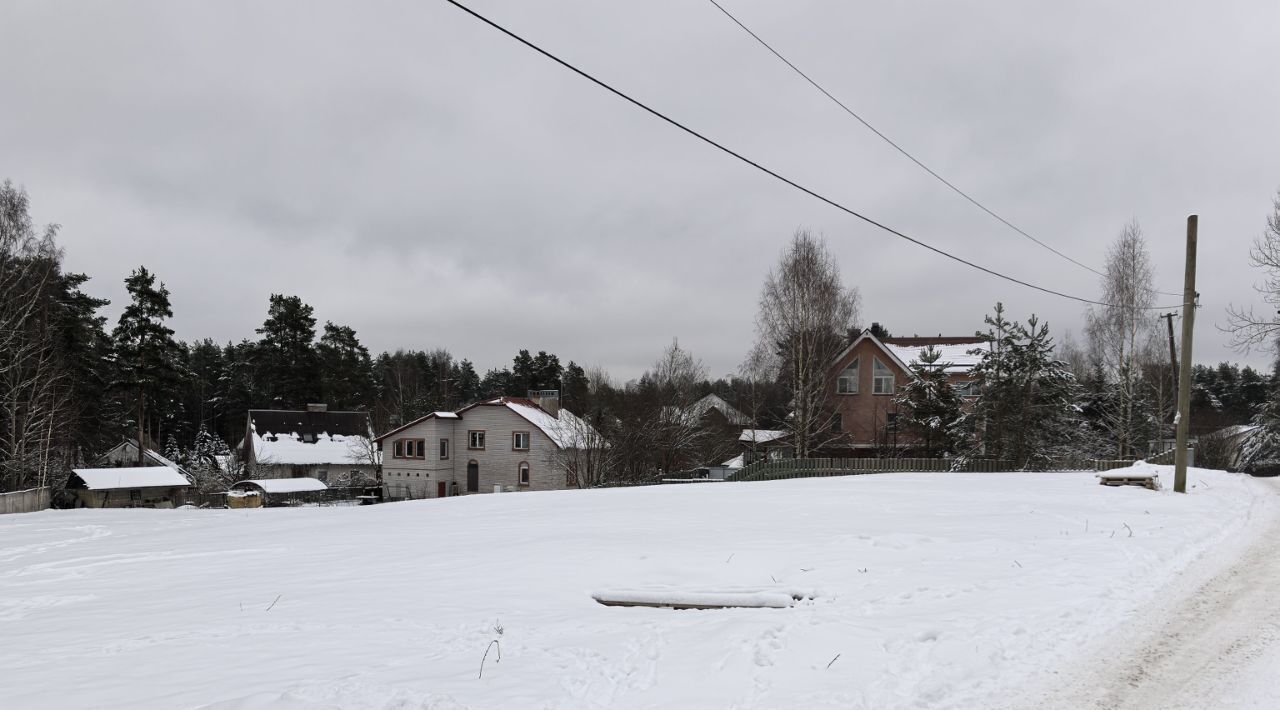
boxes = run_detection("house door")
[437,481,447,498]
[466,461,479,492]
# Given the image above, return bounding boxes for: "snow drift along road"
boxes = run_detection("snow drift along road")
[1,467,1274,709]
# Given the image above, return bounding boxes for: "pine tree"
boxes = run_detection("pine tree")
[453,359,480,406]
[893,346,963,456]
[317,322,374,410]
[562,361,589,411]
[961,304,1082,470]
[112,266,182,465]
[254,294,320,408]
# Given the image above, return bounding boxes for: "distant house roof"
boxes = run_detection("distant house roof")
[833,332,987,376]
[69,467,191,491]
[231,478,328,494]
[681,394,752,427]
[248,408,375,466]
[93,440,190,475]
[740,429,788,444]
[248,409,372,439]
[882,338,987,375]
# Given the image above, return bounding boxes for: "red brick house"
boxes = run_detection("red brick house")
[827,331,987,454]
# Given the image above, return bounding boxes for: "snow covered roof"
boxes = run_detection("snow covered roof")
[251,430,374,466]
[71,467,191,490]
[497,398,603,449]
[667,394,751,427]
[882,341,987,375]
[93,440,189,474]
[721,453,745,470]
[740,429,788,444]
[373,411,461,443]
[232,478,328,494]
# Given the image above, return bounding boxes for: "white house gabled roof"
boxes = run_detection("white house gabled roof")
[71,467,191,490]
[499,398,602,449]
[233,478,328,494]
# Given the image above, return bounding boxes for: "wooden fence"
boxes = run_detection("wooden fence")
[730,457,1139,482]
[0,486,52,514]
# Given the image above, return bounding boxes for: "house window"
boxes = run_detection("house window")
[837,357,860,394]
[954,381,978,397]
[832,413,843,432]
[873,358,895,395]
[518,462,530,486]
[886,412,900,432]
[439,438,450,460]
[393,440,404,458]
[513,431,530,451]
[468,430,486,450]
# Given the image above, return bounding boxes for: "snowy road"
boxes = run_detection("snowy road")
[1019,476,1280,710]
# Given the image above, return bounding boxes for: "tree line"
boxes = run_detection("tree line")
[6,178,1280,492]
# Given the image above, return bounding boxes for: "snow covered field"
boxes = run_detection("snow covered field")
[1,467,1275,709]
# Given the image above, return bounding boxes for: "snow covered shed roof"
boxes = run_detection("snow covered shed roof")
[69,467,191,491]
[682,394,751,426]
[740,429,788,444]
[93,440,190,475]
[231,478,328,494]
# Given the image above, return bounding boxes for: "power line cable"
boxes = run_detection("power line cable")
[704,0,1183,298]
[442,0,1185,311]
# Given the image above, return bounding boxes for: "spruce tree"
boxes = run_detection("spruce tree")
[112,266,182,465]
[893,346,963,456]
[962,304,1082,470]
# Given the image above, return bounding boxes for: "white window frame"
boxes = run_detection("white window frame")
[518,462,531,486]
[513,431,530,451]
[954,380,978,397]
[468,430,486,450]
[439,438,450,460]
[837,357,860,394]
[872,357,895,395]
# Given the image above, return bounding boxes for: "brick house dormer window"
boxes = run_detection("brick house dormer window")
[837,357,860,394]
[873,357,895,395]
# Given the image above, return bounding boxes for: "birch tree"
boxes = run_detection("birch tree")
[755,230,860,457]
[1085,221,1158,458]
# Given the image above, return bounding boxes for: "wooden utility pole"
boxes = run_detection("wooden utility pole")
[1174,216,1198,493]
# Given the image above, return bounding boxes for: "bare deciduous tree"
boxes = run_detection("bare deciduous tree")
[755,230,860,457]
[1085,221,1158,458]
[1226,189,1280,350]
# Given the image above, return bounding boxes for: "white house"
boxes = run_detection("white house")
[375,392,602,499]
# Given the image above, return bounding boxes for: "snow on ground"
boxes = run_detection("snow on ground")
[1,467,1275,710]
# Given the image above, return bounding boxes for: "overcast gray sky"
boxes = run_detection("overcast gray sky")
[3,0,1278,381]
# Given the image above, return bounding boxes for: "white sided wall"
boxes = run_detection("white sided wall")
[380,405,568,499]
[451,404,565,494]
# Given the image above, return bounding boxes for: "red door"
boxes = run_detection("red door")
[437,481,447,498]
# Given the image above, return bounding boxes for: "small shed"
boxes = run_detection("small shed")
[66,467,191,508]
[228,478,328,508]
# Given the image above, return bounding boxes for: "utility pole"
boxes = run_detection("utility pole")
[1174,216,1198,494]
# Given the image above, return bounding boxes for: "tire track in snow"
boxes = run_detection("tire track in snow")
[1025,477,1280,710]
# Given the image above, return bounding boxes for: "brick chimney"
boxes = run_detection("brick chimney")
[528,390,560,417]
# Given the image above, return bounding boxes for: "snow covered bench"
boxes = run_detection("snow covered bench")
[591,588,811,610]
[1097,471,1160,491]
